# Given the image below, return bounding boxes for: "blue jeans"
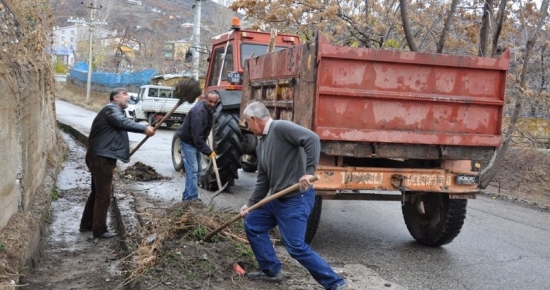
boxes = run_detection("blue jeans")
[244,188,345,290]
[180,140,202,201]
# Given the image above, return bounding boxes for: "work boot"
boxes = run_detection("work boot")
[246,271,284,283]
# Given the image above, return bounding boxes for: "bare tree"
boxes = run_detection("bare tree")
[437,0,459,53]
[480,0,550,188]
[479,0,493,56]
[399,0,418,51]
[491,0,508,57]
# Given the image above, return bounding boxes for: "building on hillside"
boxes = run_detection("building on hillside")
[164,40,193,61]
[49,46,75,67]
[51,24,85,57]
[52,22,113,64]
[98,36,141,69]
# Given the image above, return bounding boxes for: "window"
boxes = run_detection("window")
[207,45,235,87]
[240,44,289,68]
[139,87,146,101]
[159,88,172,98]
[164,43,174,59]
[70,37,74,43]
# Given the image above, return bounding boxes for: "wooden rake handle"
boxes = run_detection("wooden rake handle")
[203,175,320,241]
[130,99,184,157]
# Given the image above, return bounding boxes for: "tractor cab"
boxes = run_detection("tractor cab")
[204,17,300,110]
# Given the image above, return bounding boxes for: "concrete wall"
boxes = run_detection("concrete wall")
[0,1,57,231]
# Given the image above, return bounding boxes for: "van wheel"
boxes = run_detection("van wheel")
[171,133,184,172]
[402,192,467,247]
[148,114,156,126]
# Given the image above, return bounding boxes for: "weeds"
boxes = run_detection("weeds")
[234,242,254,259]
[188,225,208,239]
[0,240,4,251]
[51,187,59,201]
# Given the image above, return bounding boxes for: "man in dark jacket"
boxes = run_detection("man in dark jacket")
[80,88,155,239]
[176,90,220,201]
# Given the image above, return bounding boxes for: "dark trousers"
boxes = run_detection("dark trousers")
[80,153,117,236]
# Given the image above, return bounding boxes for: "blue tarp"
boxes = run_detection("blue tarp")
[69,62,157,87]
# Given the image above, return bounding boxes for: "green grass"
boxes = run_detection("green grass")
[0,240,4,251]
[51,187,59,201]
[189,225,208,239]
[233,242,254,259]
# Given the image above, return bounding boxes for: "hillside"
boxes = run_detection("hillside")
[52,0,239,42]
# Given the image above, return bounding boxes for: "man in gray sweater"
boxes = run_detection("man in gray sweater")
[239,101,347,290]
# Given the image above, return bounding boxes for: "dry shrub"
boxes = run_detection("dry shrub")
[118,202,250,289]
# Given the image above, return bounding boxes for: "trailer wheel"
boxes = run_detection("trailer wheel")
[305,195,323,244]
[171,133,183,172]
[200,109,244,190]
[402,192,467,247]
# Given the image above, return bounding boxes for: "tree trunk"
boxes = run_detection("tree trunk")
[491,0,508,57]
[437,0,459,53]
[399,0,418,51]
[480,0,550,189]
[479,0,493,56]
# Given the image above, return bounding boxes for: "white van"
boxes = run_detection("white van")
[132,85,198,127]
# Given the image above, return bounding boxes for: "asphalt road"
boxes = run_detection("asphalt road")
[56,100,550,290]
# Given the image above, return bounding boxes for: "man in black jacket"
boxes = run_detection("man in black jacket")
[80,88,155,239]
[176,90,219,201]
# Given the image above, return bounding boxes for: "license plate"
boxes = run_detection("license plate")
[456,175,478,185]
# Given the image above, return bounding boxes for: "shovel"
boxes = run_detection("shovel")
[130,99,183,157]
[203,175,320,241]
[211,154,229,194]
[129,78,202,157]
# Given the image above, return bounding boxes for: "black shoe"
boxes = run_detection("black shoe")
[79,227,92,232]
[94,231,117,239]
[246,271,283,282]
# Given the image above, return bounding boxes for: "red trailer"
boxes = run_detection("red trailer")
[240,33,510,246]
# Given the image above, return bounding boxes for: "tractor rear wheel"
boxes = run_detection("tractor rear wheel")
[200,109,244,191]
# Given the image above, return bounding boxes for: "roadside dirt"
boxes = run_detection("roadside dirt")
[486,147,550,209]
[122,162,165,181]
[17,133,126,289]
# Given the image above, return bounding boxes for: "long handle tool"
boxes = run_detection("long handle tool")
[203,175,320,241]
[211,154,228,194]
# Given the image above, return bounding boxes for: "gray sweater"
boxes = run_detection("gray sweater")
[247,120,320,207]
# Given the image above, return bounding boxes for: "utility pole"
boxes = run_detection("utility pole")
[191,0,203,81]
[81,2,104,103]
